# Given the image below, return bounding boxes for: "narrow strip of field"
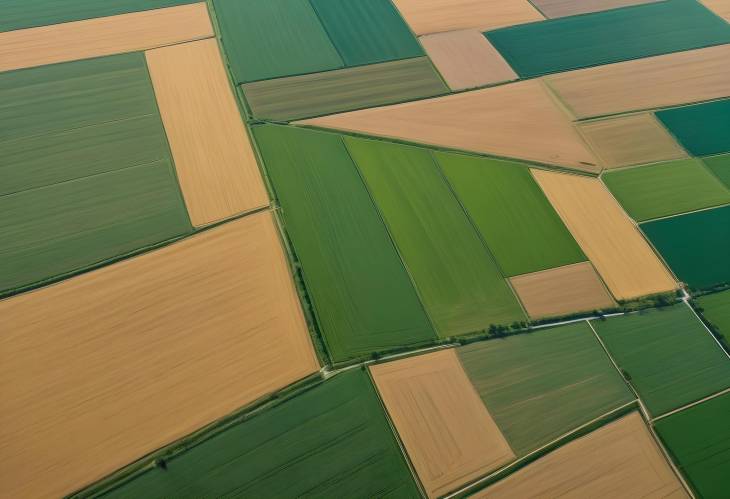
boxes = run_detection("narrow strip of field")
[0,3,212,73]
[696,289,730,339]
[146,39,269,227]
[346,137,525,336]
[531,0,662,18]
[510,262,616,318]
[370,349,515,498]
[602,158,730,222]
[92,370,419,498]
[546,44,730,119]
[458,322,634,455]
[0,211,319,498]
[532,169,676,300]
[252,125,436,362]
[592,304,730,416]
[656,98,730,156]
[436,152,585,276]
[474,412,687,498]
[301,80,599,170]
[577,113,687,169]
[419,29,517,90]
[655,392,730,498]
[390,0,544,35]
[242,57,447,121]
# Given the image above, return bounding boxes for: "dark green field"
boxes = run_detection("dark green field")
[697,289,730,342]
[657,99,730,156]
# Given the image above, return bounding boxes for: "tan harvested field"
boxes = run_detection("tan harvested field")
[578,113,688,169]
[300,80,599,170]
[474,412,688,499]
[419,30,517,90]
[0,3,213,73]
[146,39,269,226]
[0,211,319,499]
[532,0,662,18]
[510,262,616,318]
[370,349,515,498]
[701,0,730,21]
[531,169,677,300]
[546,45,730,119]
[391,0,544,35]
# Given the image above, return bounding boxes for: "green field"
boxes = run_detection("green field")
[703,154,730,189]
[657,99,730,156]
[0,0,198,31]
[592,304,730,416]
[437,152,586,276]
[641,205,730,289]
[697,289,730,342]
[486,0,730,78]
[346,137,525,337]
[0,54,192,294]
[101,370,420,498]
[602,159,730,222]
[253,125,435,362]
[656,392,730,499]
[457,322,634,455]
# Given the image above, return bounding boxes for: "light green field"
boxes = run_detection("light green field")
[697,289,730,342]
[436,152,585,277]
[592,304,730,416]
[346,137,525,337]
[457,322,634,455]
[602,159,730,222]
[101,370,419,498]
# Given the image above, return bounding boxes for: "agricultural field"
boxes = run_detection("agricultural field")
[655,392,730,499]
[704,154,730,188]
[696,289,730,341]
[657,99,730,156]
[592,304,730,416]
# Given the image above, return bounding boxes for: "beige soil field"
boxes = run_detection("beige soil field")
[419,30,517,90]
[0,211,319,499]
[701,0,730,21]
[391,0,544,35]
[546,45,730,119]
[474,412,688,499]
[531,0,662,18]
[146,39,269,226]
[510,262,616,318]
[300,80,599,170]
[531,169,677,300]
[370,349,515,498]
[0,3,213,73]
[577,113,688,169]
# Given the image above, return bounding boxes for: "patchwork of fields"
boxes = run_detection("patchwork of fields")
[2,0,730,497]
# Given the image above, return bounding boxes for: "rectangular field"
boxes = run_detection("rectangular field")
[370,350,515,498]
[252,125,436,361]
[346,137,525,337]
[475,412,687,498]
[95,370,419,498]
[531,0,662,18]
[437,152,586,276]
[146,39,268,226]
[641,204,730,289]
[486,0,730,78]
[0,211,319,499]
[656,98,730,156]
[546,44,730,119]
[655,392,730,499]
[0,3,213,72]
[602,159,730,222]
[301,80,599,171]
[457,322,634,455]
[532,169,676,299]
[696,289,730,340]
[592,304,730,416]
[242,57,447,121]
[510,262,616,318]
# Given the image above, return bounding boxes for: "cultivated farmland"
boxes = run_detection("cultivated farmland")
[697,289,730,340]
[0,212,319,498]
[657,98,730,157]
[602,159,730,222]
[592,304,730,416]
[703,154,730,189]
[346,136,525,336]
[457,322,634,455]
[100,370,419,498]
[475,412,687,498]
[370,350,514,498]
[531,0,663,18]
[655,392,730,499]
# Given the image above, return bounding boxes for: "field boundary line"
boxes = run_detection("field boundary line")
[653,386,730,422]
